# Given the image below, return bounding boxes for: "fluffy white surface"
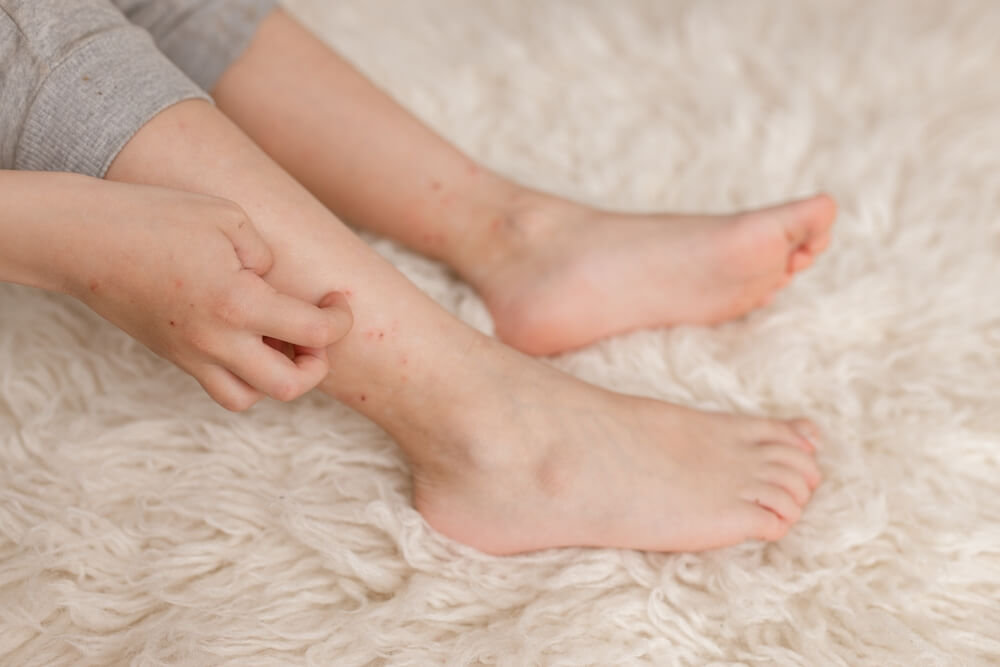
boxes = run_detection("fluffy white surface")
[2,0,1000,664]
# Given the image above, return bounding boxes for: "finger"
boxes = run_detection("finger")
[196,364,265,412]
[287,344,333,394]
[214,201,274,275]
[248,289,354,349]
[223,338,328,403]
[263,336,289,354]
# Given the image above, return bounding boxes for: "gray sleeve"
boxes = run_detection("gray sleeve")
[111,0,279,93]
[0,0,209,177]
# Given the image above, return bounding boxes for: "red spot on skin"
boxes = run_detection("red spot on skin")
[365,329,385,341]
[401,356,408,366]
[88,279,99,292]
[169,320,176,327]
[431,181,442,191]
[378,331,385,341]
[343,289,353,298]
[174,279,184,289]
[360,394,367,402]
[466,162,479,176]
[490,216,505,231]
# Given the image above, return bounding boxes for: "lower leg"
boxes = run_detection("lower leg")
[106,99,822,554]
[212,9,837,355]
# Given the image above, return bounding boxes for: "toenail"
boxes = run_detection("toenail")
[801,432,822,450]
[793,423,822,449]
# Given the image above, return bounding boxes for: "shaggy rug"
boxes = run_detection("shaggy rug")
[2,0,999,664]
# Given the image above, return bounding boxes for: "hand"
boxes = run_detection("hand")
[67,181,352,410]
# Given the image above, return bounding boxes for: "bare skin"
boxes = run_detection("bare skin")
[0,170,352,410]
[212,9,836,355]
[105,99,821,554]
[467,192,835,354]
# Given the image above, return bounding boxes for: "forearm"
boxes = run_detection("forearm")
[0,169,104,294]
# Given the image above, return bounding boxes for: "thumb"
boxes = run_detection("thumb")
[287,291,354,370]
[316,291,354,344]
[216,204,273,275]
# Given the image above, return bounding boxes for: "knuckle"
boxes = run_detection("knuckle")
[214,290,249,328]
[187,327,216,355]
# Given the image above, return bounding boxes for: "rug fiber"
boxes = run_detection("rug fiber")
[2,1,999,664]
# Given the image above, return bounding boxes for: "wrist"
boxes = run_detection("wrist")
[0,170,106,295]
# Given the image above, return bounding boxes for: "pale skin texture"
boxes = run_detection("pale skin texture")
[104,98,824,555]
[212,10,837,355]
[0,170,353,410]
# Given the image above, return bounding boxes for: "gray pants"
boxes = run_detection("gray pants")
[0,0,277,177]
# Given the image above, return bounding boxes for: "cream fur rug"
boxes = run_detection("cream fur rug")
[3,0,1000,664]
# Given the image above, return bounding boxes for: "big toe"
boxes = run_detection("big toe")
[787,418,823,452]
[791,193,837,243]
[758,193,837,247]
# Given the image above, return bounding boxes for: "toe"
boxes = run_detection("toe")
[743,502,791,542]
[806,231,832,255]
[799,193,838,236]
[743,482,802,523]
[764,193,837,250]
[788,249,813,273]
[787,418,823,451]
[810,193,838,228]
[757,462,812,505]
[752,418,816,452]
[757,443,822,488]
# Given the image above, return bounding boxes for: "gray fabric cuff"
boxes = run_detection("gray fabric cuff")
[15,25,209,177]
[149,0,279,93]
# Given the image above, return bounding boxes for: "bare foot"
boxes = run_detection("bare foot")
[112,97,822,558]
[404,352,822,555]
[467,194,836,355]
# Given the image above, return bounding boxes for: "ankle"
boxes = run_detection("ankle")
[398,340,558,480]
[447,186,580,287]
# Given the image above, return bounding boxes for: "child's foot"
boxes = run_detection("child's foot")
[393,351,822,555]
[466,194,835,355]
